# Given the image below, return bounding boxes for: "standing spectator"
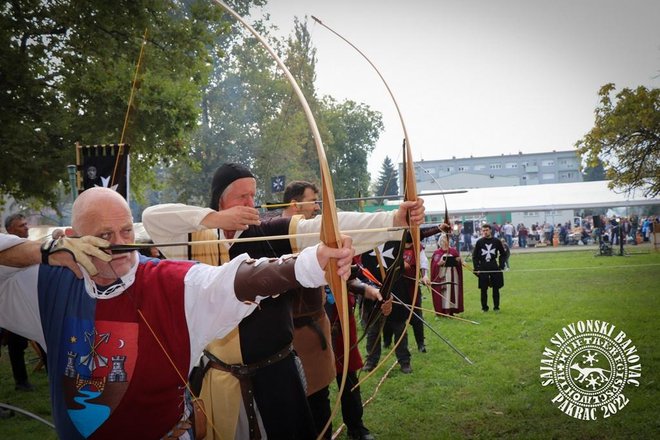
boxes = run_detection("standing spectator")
[461,222,474,252]
[610,217,619,245]
[3,213,34,391]
[558,223,568,245]
[491,222,500,239]
[502,221,514,248]
[473,224,506,312]
[642,217,652,242]
[517,223,528,248]
[630,215,639,244]
[543,222,554,244]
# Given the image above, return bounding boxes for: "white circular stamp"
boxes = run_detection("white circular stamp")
[540,320,641,420]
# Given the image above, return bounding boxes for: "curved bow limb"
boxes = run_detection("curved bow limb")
[313,16,425,389]
[211,3,349,439]
[353,142,421,389]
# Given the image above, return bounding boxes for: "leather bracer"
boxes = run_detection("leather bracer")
[234,255,299,302]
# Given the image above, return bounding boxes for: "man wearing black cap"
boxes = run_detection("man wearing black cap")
[142,163,426,440]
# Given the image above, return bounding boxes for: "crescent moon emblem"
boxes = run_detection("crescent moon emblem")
[118,339,125,349]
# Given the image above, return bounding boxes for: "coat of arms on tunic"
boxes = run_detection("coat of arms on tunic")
[62,318,138,437]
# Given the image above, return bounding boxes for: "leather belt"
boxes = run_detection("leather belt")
[204,345,293,440]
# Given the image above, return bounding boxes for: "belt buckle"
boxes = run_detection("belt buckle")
[231,364,251,376]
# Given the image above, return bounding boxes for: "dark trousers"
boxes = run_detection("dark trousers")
[308,386,331,439]
[365,317,411,366]
[338,370,370,436]
[382,319,393,347]
[481,287,500,310]
[7,332,29,385]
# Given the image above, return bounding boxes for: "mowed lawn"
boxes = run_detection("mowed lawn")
[1,245,659,439]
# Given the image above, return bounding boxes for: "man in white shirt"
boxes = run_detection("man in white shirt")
[0,187,353,440]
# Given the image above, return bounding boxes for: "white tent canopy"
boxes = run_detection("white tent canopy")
[408,180,660,215]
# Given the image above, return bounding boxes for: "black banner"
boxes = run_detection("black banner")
[271,175,285,193]
[79,144,130,200]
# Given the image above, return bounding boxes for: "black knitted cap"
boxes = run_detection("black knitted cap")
[209,163,255,210]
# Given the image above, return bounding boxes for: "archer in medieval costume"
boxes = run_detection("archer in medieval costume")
[0,187,353,440]
[142,163,426,440]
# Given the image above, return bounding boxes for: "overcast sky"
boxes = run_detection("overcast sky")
[257,0,660,179]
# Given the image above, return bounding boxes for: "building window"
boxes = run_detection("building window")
[474,165,486,171]
[457,166,468,172]
[505,162,518,169]
[489,163,502,169]
[542,173,555,180]
[541,160,555,167]
[446,167,454,172]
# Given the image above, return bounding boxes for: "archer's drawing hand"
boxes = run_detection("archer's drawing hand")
[215,206,261,231]
[44,236,111,278]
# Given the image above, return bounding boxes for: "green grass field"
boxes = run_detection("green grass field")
[2,246,659,439]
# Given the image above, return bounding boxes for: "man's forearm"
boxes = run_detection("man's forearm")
[296,211,401,253]
[0,240,41,267]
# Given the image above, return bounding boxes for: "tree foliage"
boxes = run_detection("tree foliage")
[374,155,399,199]
[0,0,227,207]
[164,16,382,207]
[322,97,382,208]
[576,83,660,197]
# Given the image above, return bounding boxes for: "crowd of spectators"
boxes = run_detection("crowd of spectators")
[424,215,659,251]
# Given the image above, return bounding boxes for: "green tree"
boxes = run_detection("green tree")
[576,83,660,197]
[0,0,226,208]
[164,5,283,206]
[321,97,382,208]
[255,17,324,202]
[162,15,382,209]
[374,156,399,199]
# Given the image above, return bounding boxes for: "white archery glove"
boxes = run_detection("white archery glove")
[41,236,111,276]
